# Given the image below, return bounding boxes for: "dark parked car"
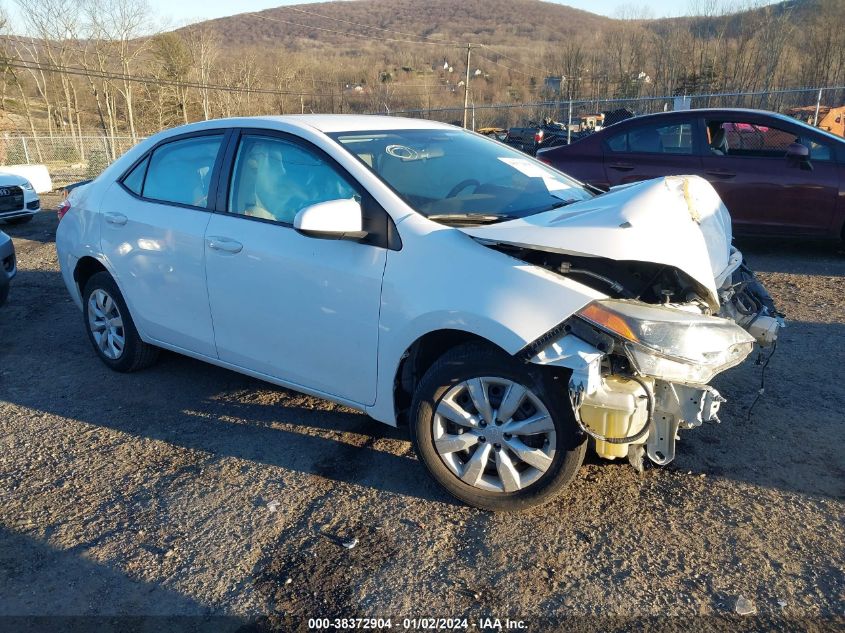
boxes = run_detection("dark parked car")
[505,121,573,155]
[0,230,16,306]
[537,108,845,239]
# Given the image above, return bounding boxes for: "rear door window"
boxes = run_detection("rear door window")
[122,156,148,196]
[141,135,224,207]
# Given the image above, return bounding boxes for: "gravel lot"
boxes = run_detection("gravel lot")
[1,205,843,632]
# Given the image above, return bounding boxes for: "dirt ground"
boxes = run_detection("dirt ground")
[0,204,843,632]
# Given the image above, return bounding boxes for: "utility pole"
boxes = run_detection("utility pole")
[565,76,573,145]
[463,43,472,129]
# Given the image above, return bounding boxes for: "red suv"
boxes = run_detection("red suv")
[538,108,845,239]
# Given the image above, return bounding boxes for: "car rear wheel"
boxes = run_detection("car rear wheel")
[410,342,586,511]
[82,271,159,372]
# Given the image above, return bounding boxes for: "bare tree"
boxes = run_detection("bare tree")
[150,32,192,124]
[0,8,45,159]
[86,0,153,142]
[14,0,90,157]
[186,26,219,120]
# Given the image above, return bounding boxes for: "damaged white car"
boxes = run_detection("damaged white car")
[55,116,782,510]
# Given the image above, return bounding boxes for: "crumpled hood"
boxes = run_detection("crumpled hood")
[461,175,733,308]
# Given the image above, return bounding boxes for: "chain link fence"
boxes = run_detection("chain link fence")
[0,86,842,190]
[0,134,144,189]
[388,86,845,133]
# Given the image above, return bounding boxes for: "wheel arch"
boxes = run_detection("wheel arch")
[392,328,511,427]
[73,255,109,296]
[72,257,141,338]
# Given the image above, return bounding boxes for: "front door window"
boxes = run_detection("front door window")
[705,120,796,157]
[228,135,357,224]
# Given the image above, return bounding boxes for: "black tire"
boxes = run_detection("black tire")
[5,215,33,225]
[410,342,586,511]
[0,282,8,307]
[82,271,159,372]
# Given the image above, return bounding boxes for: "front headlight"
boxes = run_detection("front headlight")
[577,299,755,384]
[19,181,34,192]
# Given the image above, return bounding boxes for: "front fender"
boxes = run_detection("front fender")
[366,214,606,425]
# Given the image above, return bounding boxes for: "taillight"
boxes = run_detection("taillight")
[534,130,544,144]
[57,199,71,221]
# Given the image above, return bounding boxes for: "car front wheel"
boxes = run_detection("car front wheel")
[410,343,586,511]
[82,271,159,372]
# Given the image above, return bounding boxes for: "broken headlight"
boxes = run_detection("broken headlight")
[577,299,755,384]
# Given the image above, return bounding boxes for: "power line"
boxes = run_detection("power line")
[5,59,338,97]
[473,51,536,78]
[4,58,456,98]
[4,36,452,91]
[478,45,550,75]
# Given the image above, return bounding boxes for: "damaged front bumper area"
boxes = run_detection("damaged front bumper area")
[527,289,779,467]
[717,256,784,348]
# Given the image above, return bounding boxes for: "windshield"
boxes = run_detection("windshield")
[329,128,593,223]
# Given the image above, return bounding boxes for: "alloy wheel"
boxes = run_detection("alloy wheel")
[87,288,125,360]
[432,377,557,493]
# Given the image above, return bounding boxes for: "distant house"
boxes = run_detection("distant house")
[543,77,562,93]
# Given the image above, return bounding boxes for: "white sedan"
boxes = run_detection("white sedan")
[56,115,781,510]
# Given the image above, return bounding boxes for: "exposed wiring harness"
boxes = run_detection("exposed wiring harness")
[745,340,778,422]
[569,375,655,445]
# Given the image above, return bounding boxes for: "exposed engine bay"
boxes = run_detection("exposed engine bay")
[488,245,715,310]
[518,248,783,468]
[506,241,783,468]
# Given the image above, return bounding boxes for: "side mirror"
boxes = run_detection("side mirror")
[293,198,368,240]
[785,142,813,171]
[785,142,809,159]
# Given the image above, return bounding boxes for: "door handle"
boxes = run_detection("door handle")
[206,236,243,254]
[608,162,635,171]
[705,169,736,179]
[104,212,128,226]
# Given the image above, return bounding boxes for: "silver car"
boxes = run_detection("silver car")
[0,230,16,306]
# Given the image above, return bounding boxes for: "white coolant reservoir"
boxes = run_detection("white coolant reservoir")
[579,376,652,459]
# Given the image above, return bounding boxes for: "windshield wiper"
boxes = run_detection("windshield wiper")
[426,212,516,225]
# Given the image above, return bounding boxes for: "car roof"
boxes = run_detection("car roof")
[599,107,845,144]
[613,108,804,126]
[151,114,456,137]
